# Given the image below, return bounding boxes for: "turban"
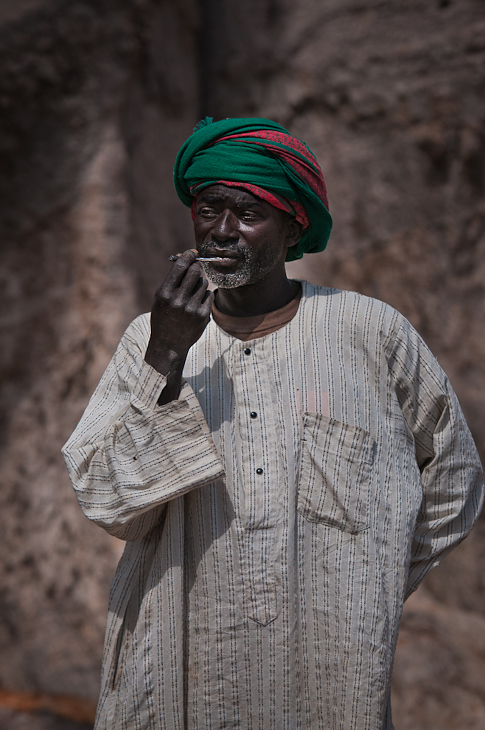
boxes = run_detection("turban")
[173,117,332,262]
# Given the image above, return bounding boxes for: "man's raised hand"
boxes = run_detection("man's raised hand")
[145,249,214,404]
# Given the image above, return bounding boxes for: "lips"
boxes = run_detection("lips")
[203,248,240,259]
[199,248,242,266]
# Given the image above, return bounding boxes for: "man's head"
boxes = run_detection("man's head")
[193,183,303,288]
[173,117,332,265]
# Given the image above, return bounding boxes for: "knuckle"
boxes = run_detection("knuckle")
[174,257,189,269]
[154,289,170,306]
[171,297,185,310]
[153,293,164,307]
[177,250,197,265]
[156,284,169,297]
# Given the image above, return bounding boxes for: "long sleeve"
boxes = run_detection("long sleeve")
[62,314,225,541]
[386,316,484,598]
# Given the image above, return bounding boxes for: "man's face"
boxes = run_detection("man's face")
[193,184,297,289]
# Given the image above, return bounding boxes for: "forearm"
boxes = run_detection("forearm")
[63,387,225,539]
[387,316,484,598]
[404,389,484,597]
[63,316,224,541]
[144,247,214,405]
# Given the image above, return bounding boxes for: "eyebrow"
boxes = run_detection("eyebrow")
[197,193,262,207]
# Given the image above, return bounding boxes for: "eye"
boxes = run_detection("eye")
[239,210,259,221]
[197,207,217,218]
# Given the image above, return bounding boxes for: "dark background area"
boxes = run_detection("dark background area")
[0,1,484,728]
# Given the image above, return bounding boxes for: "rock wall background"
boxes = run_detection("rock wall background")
[0,0,483,728]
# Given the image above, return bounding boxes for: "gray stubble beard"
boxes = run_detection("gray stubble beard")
[201,245,279,290]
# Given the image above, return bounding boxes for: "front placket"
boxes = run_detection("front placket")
[230,338,280,626]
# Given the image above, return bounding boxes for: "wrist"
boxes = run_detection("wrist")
[144,342,188,376]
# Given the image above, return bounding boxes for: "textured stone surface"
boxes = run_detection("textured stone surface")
[199,0,485,465]
[392,586,485,730]
[0,708,92,730]
[0,689,95,729]
[0,0,483,728]
[0,0,197,706]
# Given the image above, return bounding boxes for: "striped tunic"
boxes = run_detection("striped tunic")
[62,282,484,730]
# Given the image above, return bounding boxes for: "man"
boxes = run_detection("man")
[62,118,484,729]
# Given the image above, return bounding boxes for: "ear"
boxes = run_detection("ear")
[285,218,304,249]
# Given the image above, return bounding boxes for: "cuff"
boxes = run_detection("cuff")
[133,359,168,409]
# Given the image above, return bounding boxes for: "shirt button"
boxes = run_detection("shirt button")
[244,348,251,355]
[256,468,263,475]
[250,411,257,419]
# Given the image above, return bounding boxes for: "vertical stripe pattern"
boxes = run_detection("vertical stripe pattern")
[62,282,484,730]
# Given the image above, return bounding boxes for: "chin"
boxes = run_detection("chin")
[203,267,252,289]
[203,262,273,289]
[206,274,250,289]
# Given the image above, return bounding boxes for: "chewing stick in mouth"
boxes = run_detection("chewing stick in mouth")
[169,254,224,262]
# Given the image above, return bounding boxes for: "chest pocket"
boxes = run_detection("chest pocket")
[297,413,376,534]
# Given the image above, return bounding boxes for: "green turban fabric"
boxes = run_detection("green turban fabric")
[173,117,332,261]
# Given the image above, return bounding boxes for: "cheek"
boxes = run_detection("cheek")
[255,228,288,258]
[243,221,284,246]
[194,222,210,241]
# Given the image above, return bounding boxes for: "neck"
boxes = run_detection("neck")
[214,268,300,318]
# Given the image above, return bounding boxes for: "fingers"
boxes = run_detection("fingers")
[200,288,215,318]
[190,275,209,303]
[154,249,205,312]
[152,248,212,327]
[183,276,212,316]
[164,249,199,291]
[178,263,205,299]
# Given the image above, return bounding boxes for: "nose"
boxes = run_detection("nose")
[211,209,239,242]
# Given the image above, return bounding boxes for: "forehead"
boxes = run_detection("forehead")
[196,184,264,207]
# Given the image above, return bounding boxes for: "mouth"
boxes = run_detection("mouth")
[199,248,242,267]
